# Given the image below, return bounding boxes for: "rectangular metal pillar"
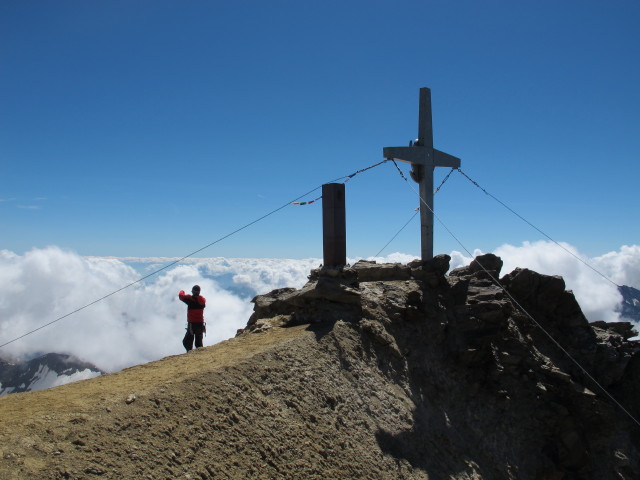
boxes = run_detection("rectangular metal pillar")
[322,183,346,267]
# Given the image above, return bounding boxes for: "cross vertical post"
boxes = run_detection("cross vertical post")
[417,88,435,261]
[383,87,461,260]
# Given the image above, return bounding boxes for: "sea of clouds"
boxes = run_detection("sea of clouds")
[0,242,638,373]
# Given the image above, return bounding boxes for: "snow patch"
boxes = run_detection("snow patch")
[27,365,102,392]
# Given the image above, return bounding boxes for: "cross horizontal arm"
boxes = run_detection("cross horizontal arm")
[383,146,431,165]
[383,146,460,169]
[433,149,461,169]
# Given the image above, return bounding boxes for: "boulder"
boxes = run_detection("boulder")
[500,268,566,314]
[352,260,411,282]
[409,254,451,287]
[449,254,503,280]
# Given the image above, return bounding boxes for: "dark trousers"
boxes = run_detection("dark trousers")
[183,323,205,352]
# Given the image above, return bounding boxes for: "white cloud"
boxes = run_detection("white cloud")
[0,248,320,373]
[593,245,640,289]
[1,244,638,377]
[200,257,321,295]
[448,249,481,270]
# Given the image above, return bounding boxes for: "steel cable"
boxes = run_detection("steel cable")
[0,160,390,349]
[457,168,621,288]
[391,160,640,428]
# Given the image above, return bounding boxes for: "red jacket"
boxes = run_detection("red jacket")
[179,291,206,323]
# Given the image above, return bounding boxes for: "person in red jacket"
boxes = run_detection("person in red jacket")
[179,285,206,352]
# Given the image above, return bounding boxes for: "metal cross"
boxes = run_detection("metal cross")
[383,87,461,260]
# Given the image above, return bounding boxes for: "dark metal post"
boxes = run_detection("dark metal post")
[322,183,346,267]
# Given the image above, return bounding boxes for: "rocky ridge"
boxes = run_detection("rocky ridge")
[242,253,640,478]
[0,254,638,479]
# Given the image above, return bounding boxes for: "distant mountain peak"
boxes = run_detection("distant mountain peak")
[0,352,103,396]
[619,285,640,322]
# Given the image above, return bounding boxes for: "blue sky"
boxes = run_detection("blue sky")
[2,0,639,259]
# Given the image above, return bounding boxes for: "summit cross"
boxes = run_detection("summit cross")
[383,87,461,260]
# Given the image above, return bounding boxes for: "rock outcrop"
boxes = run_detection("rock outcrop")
[1,254,638,479]
[240,254,640,479]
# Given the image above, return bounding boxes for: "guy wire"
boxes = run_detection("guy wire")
[0,159,390,349]
[390,160,640,428]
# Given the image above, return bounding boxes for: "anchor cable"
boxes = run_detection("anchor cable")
[0,189,314,349]
[457,168,621,288]
[373,209,419,258]
[0,159,391,349]
[391,160,640,428]
[374,166,456,257]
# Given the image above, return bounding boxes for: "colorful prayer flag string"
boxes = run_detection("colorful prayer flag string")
[292,159,389,206]
[292,197,321,206]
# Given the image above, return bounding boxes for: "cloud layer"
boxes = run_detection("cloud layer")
[0,248,321,372]
[0,243,638,373]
